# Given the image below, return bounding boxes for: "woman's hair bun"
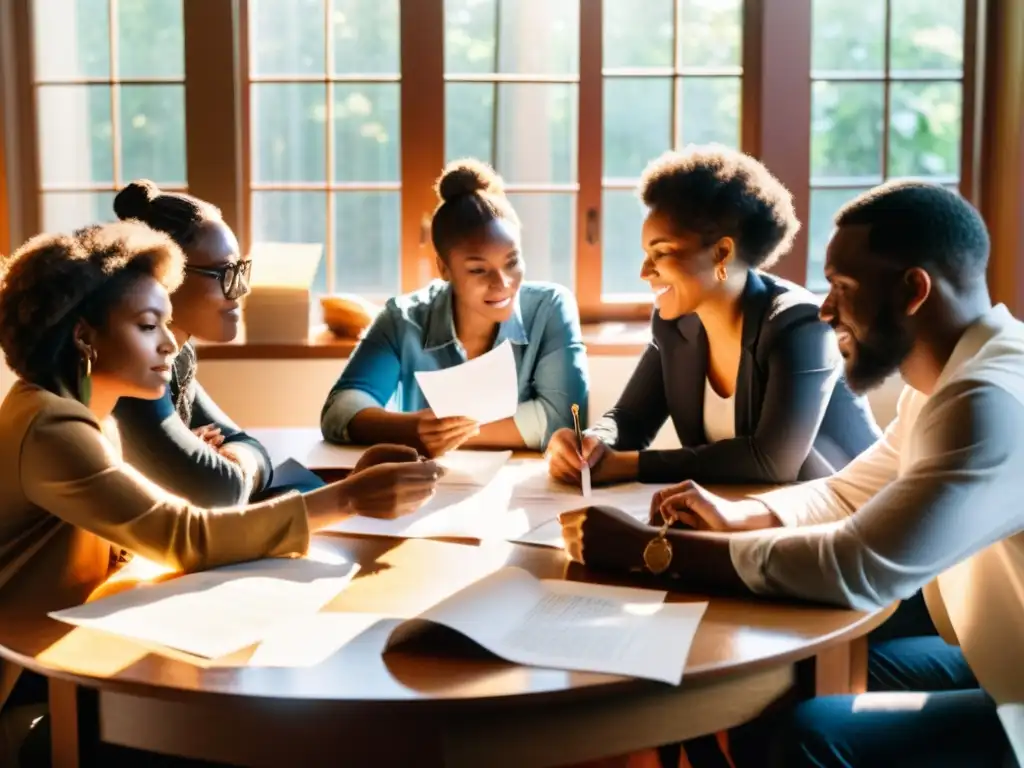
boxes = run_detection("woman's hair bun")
[113,179,162,221]
[436,159,504,203]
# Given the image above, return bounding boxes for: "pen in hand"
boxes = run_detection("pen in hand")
[571,403,592,498]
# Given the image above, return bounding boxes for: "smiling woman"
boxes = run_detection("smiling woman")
[320,158,589,455]
[547,144,882,488]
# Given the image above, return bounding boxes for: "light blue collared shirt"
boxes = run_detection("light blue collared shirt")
[320,280,589,449]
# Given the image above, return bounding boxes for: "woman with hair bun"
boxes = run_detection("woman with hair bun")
[321,158,588,456]
[109,180,319,506]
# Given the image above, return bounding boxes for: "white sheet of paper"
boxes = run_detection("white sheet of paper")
[386,567,707,685]
[49,556,359,659]
[414,340,518,424]
[247,612,391,667]
[581,465,592,498]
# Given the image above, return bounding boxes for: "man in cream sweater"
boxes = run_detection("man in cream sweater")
[561,180,1024,766]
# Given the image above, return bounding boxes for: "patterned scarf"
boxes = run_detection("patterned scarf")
[171,341,197,426]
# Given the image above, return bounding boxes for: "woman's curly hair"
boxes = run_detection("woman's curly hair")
[0,221,185,392]
[639,144,800,270]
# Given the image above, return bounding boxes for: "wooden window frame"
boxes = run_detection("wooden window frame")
[0,0,1008,352]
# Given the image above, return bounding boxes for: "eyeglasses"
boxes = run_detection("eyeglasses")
[185,259,252,300]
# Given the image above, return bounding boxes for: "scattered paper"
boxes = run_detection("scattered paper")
[582,465,592,498]
[414,340,518,424]
[50,556,359,659]
[436,449,512,487]
[386,567,707,685]
[247,612,390,667]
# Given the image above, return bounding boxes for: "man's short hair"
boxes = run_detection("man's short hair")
[835,181,990,288]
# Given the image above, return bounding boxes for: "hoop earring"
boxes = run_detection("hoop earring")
[78,348,94,407]
[715,263,728,282]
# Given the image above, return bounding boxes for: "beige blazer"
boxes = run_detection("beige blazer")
[0,380,311,706]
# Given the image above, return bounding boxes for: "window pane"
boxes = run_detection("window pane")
[445,83,494,165]
[37,85,114,185]
[811,0,885,74]
[252,191,329,295]
[332,84,400,182]
[807,187,871,292]
[120,85,186,184]
[680,77,740,147]
[444,0,579,75]
[117,0,184,78]
[252,84,327,183]
[445,83,577,185]
[42,192,117,234]
[604,79,671,179]
[678,0,742,70]
[601,189,646,296]
[603,0,673,69]
[811,81,884,182]
[888,81,962,178]
[33,0,110,81]
[334,192,400,295]
[250,0,326,76]
[331,0,399,74]
[889,0,964,73]
[506,193,575,287]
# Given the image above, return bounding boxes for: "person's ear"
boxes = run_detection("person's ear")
[903,267,932,316]
[72,320,97,357]
[435,255,451,282]
[713,236,736,266]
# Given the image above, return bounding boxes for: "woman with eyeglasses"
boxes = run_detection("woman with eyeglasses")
[110,180,295,506]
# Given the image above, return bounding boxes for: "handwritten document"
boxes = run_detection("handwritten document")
[386,567,707,684]
[414,340,518,424]
[50,556,359,659]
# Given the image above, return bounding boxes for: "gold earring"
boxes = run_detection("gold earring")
[715,263,728,282]
[78,347,94,407]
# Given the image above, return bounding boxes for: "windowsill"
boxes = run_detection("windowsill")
[193,322,652,361]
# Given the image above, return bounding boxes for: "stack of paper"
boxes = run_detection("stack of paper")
[387,567,707,684]
[49,555,359,659]
[248,568,708,685]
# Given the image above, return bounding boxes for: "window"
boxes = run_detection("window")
[247,0,401,297]
[444,0,580,287]
[3,0,994,330]
[807,0,966,291]
[601,0,742,298]
[31,0,186,234]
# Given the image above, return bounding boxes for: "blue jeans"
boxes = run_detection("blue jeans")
[785,592,1015,767]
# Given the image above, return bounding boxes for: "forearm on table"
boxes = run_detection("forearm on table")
[345,408,420,447]
[463,417,528,450]
[661,529,751,594]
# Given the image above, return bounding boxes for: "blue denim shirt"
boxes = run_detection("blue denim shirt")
[320,280,589,449]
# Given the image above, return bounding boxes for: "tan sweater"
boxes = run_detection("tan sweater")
[0,380,311,620]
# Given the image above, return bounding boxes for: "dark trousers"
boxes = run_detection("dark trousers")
[783,592,1015,768]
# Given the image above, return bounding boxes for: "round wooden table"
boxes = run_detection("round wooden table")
[0,534,891,768]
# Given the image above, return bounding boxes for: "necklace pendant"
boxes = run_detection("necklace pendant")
[643,536,673,574]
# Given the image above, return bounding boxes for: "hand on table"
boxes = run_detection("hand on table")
[648,480,779,532]
[340,460,444,519]
[558,505,653,571]
[414,410,479,458]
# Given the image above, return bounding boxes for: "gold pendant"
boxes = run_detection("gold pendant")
[643,536,673,574]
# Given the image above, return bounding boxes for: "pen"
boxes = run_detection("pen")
[571,403,592,498]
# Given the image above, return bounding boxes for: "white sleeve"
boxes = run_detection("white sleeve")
[749,385,916,527]
[730,381,1024,609]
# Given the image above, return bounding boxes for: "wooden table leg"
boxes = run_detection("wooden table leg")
[47,678,99,768]
[803,636,870,697]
